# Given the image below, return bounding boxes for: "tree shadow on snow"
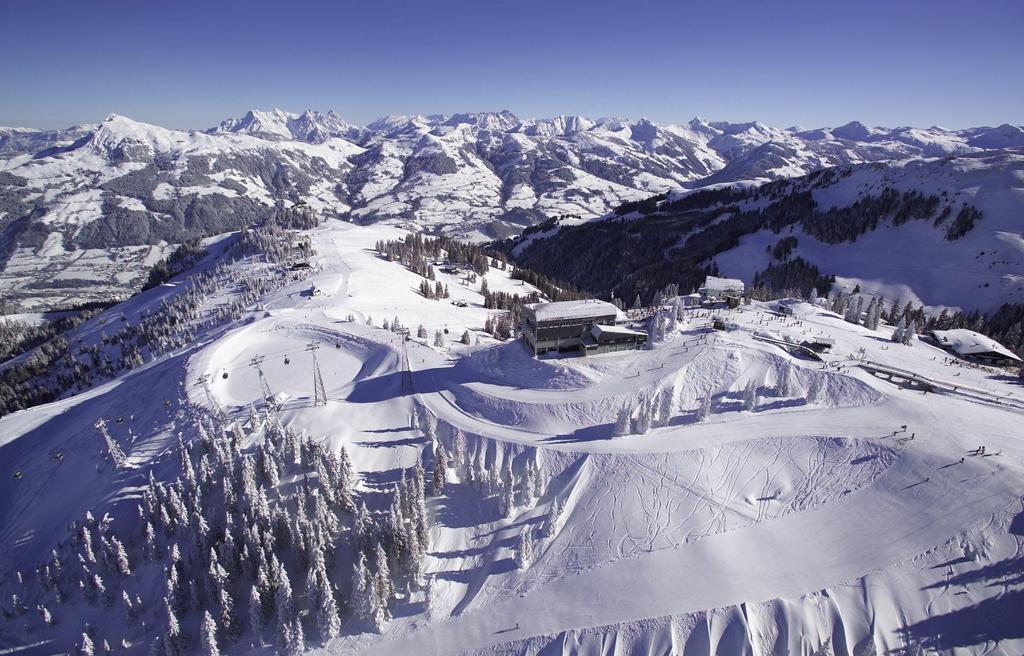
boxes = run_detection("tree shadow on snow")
[898,547,1024,653]
[346,366,472,402]
[923,556,1024,590]
[543,421,616,444]
[755,397,808,412]
[433,557,516,585]
[354,435,427,449]
[362,425,415,434]
[894,589,1024,654]
[431,480,498,529]
[1010,508,1024,536]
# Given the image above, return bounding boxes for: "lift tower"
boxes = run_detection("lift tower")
[195,373,224,420]
[249,355,277,410]
[306,342,327,407]
[94,419,128,469]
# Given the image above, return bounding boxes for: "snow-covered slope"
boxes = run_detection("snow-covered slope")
[507,151,1024,314]
[2,218,1023,656]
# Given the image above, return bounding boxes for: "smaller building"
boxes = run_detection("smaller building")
[927,329,1022,367]
[680,293,703,307]
[584,324,648,354]
[699,276,745,301]
[521,299,644,356]
[777,299,800,316]
[801,336,835,353]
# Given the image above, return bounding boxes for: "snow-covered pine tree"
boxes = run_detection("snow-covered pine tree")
[743,381,758,412]
[542,496,565,537]
[80,633,95,656]
[779,362,797,398]
[452,430,467,482]
[433,330,445,348]
[248,584,264,646]
[285,618,304,656]
[697,394,713,423]
[354,502,371,549]
[432,444,448,496]
[515,529,534,569]
[111,537,131,576]
[632,395,652,434]
[218,587,237,642]
[807,374,824,404]
[501,485,515,518]
[274,568,294,640]
[163,597,183,656]
[614,403,632,437]
[656,387,673,427]
[350,552,372,621]
[80,525,96,564]
[892,317,906,343]
[864,297,878,330]
[369,571,387,632]
[520,460,537,507]
[311,568,340,643]
[275,618,292,656]
[200,610,219,656]
[372,543,394,619]
[903,319,917,346]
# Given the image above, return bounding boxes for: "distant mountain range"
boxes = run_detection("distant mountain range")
[1,109,1022,310]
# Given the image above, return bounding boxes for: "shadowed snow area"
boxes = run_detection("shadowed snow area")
[2,219,1023,656]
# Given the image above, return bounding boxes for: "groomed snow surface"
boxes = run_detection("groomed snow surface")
[2,221,1024,656]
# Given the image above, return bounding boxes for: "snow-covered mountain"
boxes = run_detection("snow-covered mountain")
[505,151,1024,314]
[1,109,1022,310]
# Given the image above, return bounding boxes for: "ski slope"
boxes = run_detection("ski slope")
[1,220,1023,656]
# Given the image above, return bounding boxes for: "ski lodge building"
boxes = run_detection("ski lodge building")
[926,329,1022,367]
[521,299,646,356]
[698,276,745,302]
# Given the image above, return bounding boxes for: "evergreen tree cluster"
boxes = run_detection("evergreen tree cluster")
[0,405,434,654]
[141,238,207,292]
[750,258,836,300]
[375,233,495,278]
[0,307,103,364]
[2,399,556,654]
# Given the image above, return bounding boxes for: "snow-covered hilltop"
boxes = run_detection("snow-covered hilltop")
[1,213,1023,656]
[2,110,1022,311]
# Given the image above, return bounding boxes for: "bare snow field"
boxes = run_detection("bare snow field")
[2,220,1023,656]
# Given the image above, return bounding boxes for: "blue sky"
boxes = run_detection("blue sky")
[2,0,1021,130]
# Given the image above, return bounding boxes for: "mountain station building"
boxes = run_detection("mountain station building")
[699,276,745,301]
[926,329,1023,367]
[522,299,646,356]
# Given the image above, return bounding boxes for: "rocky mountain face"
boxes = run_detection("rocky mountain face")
[1,109,1022,310]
